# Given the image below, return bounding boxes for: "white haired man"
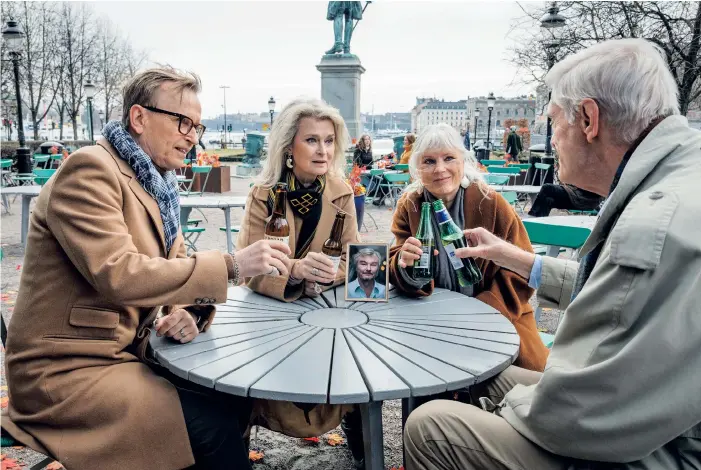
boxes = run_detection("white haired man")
[404,38,701,469]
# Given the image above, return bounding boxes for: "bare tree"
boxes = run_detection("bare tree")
[16,1,62,140]
[57,2,97,140]
[509,1,701,115]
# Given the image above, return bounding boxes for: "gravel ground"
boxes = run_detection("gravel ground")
[1,166,566,469]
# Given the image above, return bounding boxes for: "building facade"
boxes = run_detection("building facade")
[466,95,536,145]
[414,99,468,133]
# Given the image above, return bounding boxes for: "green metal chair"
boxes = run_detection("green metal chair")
[539,332,555,348]
[49,153,63,168]
[33,168,56,186]
[523,219,592,324]
[480,159,506,167]
[487,166,521,175]
[379,172,410,207]
[32,154,51,170]
[179,165,212,197]
[529,162,552,186]
[510,163,531,171]
[500,191,519,210]
[483,174,510,185]
[1,159,13,213]
[393,163,409,172]
[182,226,206,254]
[366,169,386,203]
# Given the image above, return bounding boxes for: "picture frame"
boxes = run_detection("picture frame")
[344,242,390,302]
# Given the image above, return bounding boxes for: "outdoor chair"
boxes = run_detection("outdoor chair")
[487,166,521,185]
[179,165,212,197]
[32,154,51,170]
[379,172,410,207]
[393,163,409,172]
[529,162,552,186]
[33,169,56,186]
[365,169,386,203]
[49,154,63,169]
[1,159,14,213]
[483,174,510,185]
[480,159,506,167]
[510,163,531,171]
[182,226,206,254]
[522,218,591,328]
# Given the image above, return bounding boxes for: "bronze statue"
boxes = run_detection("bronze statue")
[325,1,368,55]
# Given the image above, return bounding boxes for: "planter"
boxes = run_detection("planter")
[354,194,366,231]
[184,166,231,193]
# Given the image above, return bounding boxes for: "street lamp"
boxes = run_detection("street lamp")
[2,19,31,173]
[84,79,96,142]
[98,110,105,131]
[473,108,480,144]
[268,96,276,127]
[486,92,496,150]
[540,1,566,157]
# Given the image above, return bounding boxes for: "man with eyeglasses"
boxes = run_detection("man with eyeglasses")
[2,67,291,470]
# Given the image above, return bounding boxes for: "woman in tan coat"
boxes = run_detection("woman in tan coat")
[237,97,360,301]
[2,68,291,470]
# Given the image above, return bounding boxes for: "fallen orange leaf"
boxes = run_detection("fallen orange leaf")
[46,463,64,470]
[1,455,23,470]
[326,433,345,446]
[302,436,320,444]
[9,448,22,451]
[248,450,264,462]
[0,397,8,409]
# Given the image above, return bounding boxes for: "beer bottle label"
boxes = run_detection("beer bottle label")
[328,255,341,275]
[265,235,289,246]
[444,243,464,271]
[416,246,430,268]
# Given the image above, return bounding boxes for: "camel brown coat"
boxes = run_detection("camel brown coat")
[388,184,549,372]
[237,176,361,302]
[2,139,230,470]
[236,176,360,436]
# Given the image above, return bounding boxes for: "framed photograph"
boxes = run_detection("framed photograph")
[345,243,390,302]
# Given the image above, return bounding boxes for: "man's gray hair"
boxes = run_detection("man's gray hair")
[121,66,202,129]
[545,38,679,144]
[352,247,382,266]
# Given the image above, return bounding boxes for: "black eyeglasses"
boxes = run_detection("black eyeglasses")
[141,105,206,139]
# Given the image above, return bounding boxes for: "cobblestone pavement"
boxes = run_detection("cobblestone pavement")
[0,166,565,469]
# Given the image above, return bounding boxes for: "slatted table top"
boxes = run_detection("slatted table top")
[0,185,41,196]
[179,196,247,208]
[524,215,596,229]
[150,285,519,404]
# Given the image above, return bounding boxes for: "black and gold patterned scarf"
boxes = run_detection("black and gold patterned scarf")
[267,170,326,258]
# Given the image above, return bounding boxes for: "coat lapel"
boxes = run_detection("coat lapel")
[578,116,685,257]
[97,139,168,254]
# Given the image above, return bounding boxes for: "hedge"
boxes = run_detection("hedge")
[1,140,94,159]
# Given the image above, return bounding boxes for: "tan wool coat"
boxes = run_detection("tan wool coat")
[2,139,230,470]
[388,184,549,372]
[236,175,360,437]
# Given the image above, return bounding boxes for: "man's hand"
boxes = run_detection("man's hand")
[454,227,535,280]
[154,308,199,343]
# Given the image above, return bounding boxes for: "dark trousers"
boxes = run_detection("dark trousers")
[528,184,575,217]
[155,367,253,470]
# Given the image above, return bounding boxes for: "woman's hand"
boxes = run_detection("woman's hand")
[455,228,535,279]
[291,252,336,284]
[235,239,291,278]
[304,280,322,297]
[154,308,199,344]
[398,237,439,269]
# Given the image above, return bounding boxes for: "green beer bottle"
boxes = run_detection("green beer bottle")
[410,202,435,285]
[432,199,483,287]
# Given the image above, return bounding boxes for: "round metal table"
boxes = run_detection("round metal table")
[150,285,519,470]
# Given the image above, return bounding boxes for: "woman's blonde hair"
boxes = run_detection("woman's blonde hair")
[257,97,350,187]
[407,123,488,196]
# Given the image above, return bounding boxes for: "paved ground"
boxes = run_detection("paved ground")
[0,164,565,469]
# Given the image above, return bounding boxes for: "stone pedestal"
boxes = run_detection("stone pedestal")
[316,54,365,141]
[235,163,262,177]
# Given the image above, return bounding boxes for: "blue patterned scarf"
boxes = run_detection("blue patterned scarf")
[102,121,180,253]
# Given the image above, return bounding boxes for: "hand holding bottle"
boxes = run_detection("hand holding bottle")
[236,240,291,278]
[398,237,439,269]
[455,227,535,279]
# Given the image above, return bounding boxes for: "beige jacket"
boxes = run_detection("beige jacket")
[237,175,361,302]
[3,140,229,470]
[499,116,701,467]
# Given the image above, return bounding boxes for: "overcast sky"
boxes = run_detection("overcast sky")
[88,0,537,118]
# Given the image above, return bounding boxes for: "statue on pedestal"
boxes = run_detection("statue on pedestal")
[325,1,368,55]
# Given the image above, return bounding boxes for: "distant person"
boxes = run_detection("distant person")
[463,129,471,150]
[352,134,373,166]
[347,247,385,299]
[399,133,416,164]
[505,125,522,161]
[528,183,604,217]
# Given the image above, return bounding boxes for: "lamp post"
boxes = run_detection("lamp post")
[98,110,105,132]
[540,1,566,157]
[268,96,276,127]
[84,79,96,142]
[2,19,31,174]
[486,92,495,150]
[473,108,480,145]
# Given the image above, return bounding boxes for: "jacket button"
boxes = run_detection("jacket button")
[649,191,664,200]
[195,299,202,305]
